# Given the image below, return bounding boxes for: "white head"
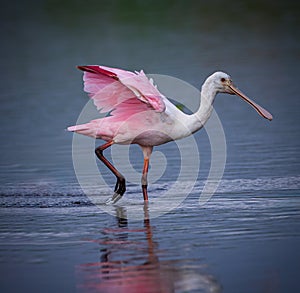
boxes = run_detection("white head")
[204,71,273,120]
[205,71,235,94]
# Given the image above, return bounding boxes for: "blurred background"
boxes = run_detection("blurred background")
[0,0,299,189]
[1,1,300,292]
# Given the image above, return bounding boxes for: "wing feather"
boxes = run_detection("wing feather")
[77,65,166,117]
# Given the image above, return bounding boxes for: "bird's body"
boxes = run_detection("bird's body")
[68,65,207,145]
[68,65,272,203]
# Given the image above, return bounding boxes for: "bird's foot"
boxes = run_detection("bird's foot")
[105,177,126,205]
[105,193,123,205]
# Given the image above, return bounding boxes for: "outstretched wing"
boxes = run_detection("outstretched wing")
[77,65,166,117]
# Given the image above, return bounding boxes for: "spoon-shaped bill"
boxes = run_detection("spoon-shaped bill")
[229,85,273,121]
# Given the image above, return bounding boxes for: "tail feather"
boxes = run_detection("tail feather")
[67,123,98,138]
[67,125,88,132]
[67,120,114,140]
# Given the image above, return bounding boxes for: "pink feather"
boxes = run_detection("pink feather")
[78,65,166,117]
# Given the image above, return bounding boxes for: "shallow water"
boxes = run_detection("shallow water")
[1,1,300,292]
[1,180,300,292]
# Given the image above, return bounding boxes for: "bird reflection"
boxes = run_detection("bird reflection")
[77,203,221,293]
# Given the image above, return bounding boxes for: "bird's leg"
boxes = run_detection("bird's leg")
[141,146,153,201]
[142,158,149,201]
[95,141,126,204]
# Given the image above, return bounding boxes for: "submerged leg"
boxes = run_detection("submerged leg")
[141,146,153,201]
[95,141,126,204]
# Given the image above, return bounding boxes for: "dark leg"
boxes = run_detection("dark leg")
[142,158,149,201]
[141,146,153,201]
[95,141,126,204]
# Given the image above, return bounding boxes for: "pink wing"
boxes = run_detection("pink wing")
[77,65,166,118]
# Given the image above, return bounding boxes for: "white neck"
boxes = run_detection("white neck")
[187,78,218,134]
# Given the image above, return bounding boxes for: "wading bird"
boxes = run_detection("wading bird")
[68,65,272,204]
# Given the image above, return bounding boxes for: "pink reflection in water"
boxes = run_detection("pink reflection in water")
[77,205,220,293]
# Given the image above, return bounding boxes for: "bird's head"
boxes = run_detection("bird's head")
[208,71,273,121]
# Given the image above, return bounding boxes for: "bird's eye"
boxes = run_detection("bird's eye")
[221,78,226,82]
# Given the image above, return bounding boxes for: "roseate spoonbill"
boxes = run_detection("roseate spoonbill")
[68,65,272,204]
